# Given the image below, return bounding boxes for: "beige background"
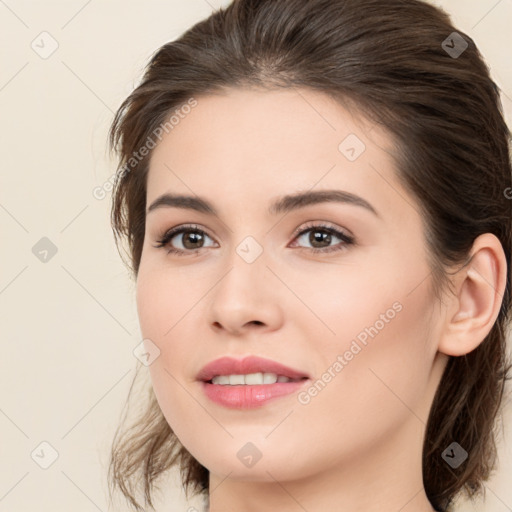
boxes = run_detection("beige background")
[0,0,511,510]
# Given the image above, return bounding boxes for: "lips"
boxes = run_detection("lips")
[196,355,310,382]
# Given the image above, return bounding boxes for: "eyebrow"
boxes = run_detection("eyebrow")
[146,189,380,218]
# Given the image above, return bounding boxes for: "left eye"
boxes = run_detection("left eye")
[153,223,354,256]
[290,224,354,253]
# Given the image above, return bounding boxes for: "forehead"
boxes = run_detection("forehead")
[146,87,415,224]
[149,86,379,165]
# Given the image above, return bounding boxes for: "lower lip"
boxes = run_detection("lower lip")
[201,380,309,409]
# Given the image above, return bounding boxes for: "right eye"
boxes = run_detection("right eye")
[153,224,218,256]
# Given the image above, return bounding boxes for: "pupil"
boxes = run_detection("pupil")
[311,230,330,248]
[184,231,203,249]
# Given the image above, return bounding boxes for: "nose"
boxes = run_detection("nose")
[206,252,284,337]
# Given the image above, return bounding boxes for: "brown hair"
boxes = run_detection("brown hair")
[107,0,512,511]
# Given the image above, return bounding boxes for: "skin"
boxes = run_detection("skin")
[135,87,507,512]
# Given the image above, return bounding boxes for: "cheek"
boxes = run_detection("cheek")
[136,272,197,382]
[135,261,200,338]
[300,242,434,380]
[135,265,203,415]
[307,273,435,433]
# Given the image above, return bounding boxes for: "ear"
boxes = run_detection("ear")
[438,233,508,357]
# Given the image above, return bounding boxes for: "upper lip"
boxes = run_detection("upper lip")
[197,356,311,382]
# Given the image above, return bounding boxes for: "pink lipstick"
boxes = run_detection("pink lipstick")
[197,355,310,409]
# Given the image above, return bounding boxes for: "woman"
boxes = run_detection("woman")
[107,0,512,511]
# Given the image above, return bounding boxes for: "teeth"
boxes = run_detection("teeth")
[210,372,294,385]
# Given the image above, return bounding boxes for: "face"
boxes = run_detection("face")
[136,87,448,484]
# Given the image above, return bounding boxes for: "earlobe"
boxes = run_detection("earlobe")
[438,233,507,357]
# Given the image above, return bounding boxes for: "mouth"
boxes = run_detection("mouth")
[197,357,311,409]
[205,373,309,385]
[197,355,311,384]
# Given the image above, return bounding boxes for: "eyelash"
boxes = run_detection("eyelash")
[153,222,355,257]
